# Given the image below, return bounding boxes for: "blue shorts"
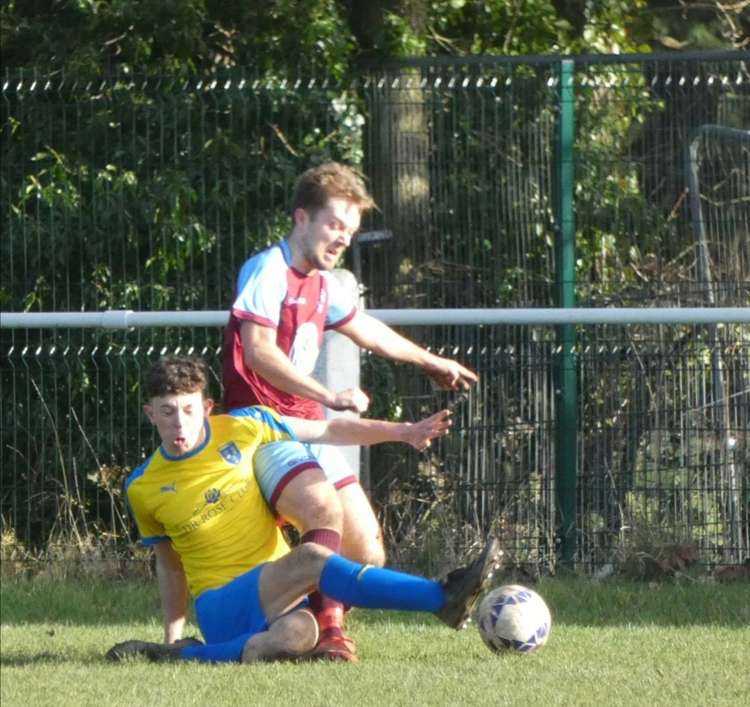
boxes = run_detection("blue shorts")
[195,563,309,645]
[254,440,358,511]
[194,564,268,644]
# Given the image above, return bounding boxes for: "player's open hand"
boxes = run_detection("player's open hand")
[405,409,452,451]
[425,356,479,391]
[330,387,370,413]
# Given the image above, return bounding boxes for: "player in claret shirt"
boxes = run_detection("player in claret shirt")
[222,162,479,659]
[107,355,501,665]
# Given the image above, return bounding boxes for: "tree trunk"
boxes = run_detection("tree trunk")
[346,0,431,307]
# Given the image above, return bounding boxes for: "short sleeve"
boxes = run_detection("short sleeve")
[231,248,288,329]
[229,405,296,444]
[322,270,358,329]
[124,464,168,545]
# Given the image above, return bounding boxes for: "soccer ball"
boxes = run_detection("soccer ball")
[477,584,551,654]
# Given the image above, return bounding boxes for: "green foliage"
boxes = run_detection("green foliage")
[1,0,357,77]
[425,0,651,55]
[361,355,404,421]
[378,12,428,58]
[2,73,365,313]
[2,1,744,81]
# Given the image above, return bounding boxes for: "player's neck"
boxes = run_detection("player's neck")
[285,235,317,276]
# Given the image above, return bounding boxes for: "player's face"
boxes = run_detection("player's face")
[296,197,362,272]
[144,391,214,457]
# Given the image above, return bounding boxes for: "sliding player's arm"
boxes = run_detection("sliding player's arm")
[283,409,452,451]
[153,541,189,645]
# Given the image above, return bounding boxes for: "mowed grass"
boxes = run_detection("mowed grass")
[2,576,749,707]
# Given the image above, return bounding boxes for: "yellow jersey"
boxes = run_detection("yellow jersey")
[126,406,292,597]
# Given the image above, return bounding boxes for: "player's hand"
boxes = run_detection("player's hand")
[404,409,452,451]
[329,387,370,413]
[424,357,478,391]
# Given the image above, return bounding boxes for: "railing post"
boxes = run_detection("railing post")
[312,269,362,485]
[555,59,578,567]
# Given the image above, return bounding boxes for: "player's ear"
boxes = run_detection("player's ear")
[143,404,154,424]
[292,207,309,227]
[203,398,214,416]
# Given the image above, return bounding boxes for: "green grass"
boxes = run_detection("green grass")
[2,577,749,707]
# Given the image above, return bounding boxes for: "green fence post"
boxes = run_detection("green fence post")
[555,59,578,567]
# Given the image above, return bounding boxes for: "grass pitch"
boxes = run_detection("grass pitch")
[1,576,748,707]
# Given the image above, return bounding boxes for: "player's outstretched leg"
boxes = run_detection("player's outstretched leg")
[315,535,503,630]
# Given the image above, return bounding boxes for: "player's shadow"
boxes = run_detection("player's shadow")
[0,652,73,667]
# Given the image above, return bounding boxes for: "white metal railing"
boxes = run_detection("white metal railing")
[2,307,749,329]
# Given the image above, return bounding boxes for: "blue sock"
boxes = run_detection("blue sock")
[319,554,445,612]
[179,633,250,663]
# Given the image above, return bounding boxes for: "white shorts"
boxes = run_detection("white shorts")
[254,440,358,510]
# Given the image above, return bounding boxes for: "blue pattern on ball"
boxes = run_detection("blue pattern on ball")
[479,585,551,654]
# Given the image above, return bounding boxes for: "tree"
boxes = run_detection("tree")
[3,1,746,76]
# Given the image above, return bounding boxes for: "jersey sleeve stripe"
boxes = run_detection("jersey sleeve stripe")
[324,306,357,331]
[229,406,296,439]
[141,535,171,546]
[124,457,151,495]
[123,456,152,520]
[269,461,322,508]
[231,308,277,329]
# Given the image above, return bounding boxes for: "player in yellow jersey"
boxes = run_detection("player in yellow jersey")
[107,356,502,664]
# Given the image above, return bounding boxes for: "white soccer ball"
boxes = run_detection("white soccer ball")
[477,584,552,654]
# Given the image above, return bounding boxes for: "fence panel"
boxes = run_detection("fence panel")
[2,52,748,573]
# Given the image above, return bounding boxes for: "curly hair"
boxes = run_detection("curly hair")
[144,355,209,399]
[291,161,375,216]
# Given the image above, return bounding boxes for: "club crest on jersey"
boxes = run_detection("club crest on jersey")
[204,488,221,504]
[219,441,241,465]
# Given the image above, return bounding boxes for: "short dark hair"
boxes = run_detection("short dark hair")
[291,162,375,216]
[144,355,208,399]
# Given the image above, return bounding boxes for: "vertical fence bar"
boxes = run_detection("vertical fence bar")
[686,125,749,563]
[555,59,578,565]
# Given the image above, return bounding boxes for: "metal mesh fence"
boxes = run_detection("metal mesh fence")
[2,52,749,573]
[2,320,747,575]
[357,60,559,309]
[2,70,365,314]
[366,320,748,575]
[357,54,750,310]
[1,329,222,555]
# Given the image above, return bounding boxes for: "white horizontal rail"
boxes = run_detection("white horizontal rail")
[1,307,749,329]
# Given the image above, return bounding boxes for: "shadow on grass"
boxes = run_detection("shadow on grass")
[0,652,75,667]
[2,576,748,629]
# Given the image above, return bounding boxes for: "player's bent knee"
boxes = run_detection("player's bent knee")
[358,540,386,568]
[275,475,343,532]
[293,540,332,569]
[340,531,386,567]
